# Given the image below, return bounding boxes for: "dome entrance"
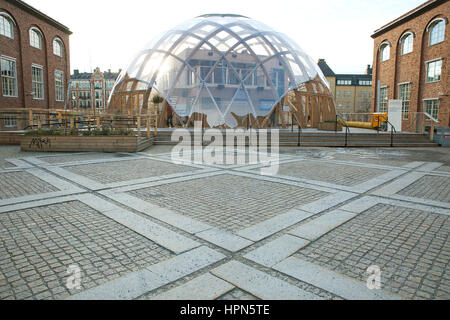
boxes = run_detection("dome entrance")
[108,14,336,129]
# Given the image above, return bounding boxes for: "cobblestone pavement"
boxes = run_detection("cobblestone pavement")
[0,171,58,200]
[130,174,328,232]
[40,153,133,164]
[65,158,200,184]
[398,176,450,202]
[295,204,450,300]
[0,201,173,300]
[275,160,387,186]
[0,146,449,301]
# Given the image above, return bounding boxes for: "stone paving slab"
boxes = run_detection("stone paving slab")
[288,210,357,241]
[295,203,450,300]
[244,235,310,268]
[274,257,401,300]
[211,261,323,300]
[1,146,449,301]
[0,168,84,207]
[69,246,226,300]
[373,172,450,208]
[150,274,234,300]
[0,201,175,300]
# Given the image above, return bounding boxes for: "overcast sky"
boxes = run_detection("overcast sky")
[25,0,425,75]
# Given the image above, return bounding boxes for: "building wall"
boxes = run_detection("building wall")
[70,68,117,112]
[0,0,71,115]
[335,84,372,114]
[372,0,449,131]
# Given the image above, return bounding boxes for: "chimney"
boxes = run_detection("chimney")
[74,69,79,75]
[366,65,373,76]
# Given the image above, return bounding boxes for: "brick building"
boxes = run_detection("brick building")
[0,0,71,128]
[318,59,373,114]
[70,68,119,112]
[371,0,449,132]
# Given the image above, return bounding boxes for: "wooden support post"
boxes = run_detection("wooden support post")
[96,116,101,128]
[37,115,42,129]
[147,116,151,139]
[137,116,141,135]
[70,116,74,129]
[29,110,33,128]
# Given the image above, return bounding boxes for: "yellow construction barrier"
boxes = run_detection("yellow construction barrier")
[339,113,388,130]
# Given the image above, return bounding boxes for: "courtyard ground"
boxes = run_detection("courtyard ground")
[0,145,449,300]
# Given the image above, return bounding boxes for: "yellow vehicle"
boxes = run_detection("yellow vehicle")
[339,113,389,131]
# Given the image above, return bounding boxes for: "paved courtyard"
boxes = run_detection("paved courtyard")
[0,145,449,300]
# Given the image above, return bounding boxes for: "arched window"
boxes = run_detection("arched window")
[53,38,63,57]
[428,19,446,45]
[400,33,413,55]
[0,13,14,39]
[29,28,42,49]
[380,42,390,62]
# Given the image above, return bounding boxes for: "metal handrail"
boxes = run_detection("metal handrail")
[375,114,397,147]
[336,114,350,147]
[292,113,302,147]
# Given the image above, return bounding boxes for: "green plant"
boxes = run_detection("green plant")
[152,94,164,105]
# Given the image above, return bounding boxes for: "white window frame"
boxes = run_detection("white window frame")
[398,82,411,120]
[31,64,44,100]
[400,32,414,55]
[54,70,64,102]
[379,42,391,62]
[379,86,388,113]
[1,56,18,97]
[426,58,442,83]
[53,38,63,57]
[427,18,446,46]
[423,99,439,120]
[29,27,42,49]
[4,114,17,128]
[0,12,14,39]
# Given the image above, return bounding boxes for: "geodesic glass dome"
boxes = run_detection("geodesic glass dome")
[109,14,334,128]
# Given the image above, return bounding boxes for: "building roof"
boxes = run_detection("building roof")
[317,59,335,77]
[335,74,373,84]
[71,69,119,81]
[6,0,72,35]
[371,0,446,38]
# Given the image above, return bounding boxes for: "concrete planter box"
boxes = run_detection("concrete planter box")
[21,135,152,153]
[317,122,342,132]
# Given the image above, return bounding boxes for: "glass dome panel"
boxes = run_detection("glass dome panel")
[110,14,330,128]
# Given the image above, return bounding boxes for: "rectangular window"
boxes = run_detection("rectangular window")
[426,59,442,83]
[358,80,372,86]
[31,65,44,99]
[424,99,439,119]
[4,114,17,128]
[337,80,352,85]
[399,83,411,120]
[379,87,388,113]
[55,70,64,102]
[1,57,18,97]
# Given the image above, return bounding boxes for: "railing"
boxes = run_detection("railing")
[291,113,302,147]
[340,112,440,135]
[375,113,397,147]
[336,114,350,147]
[0,108,158,138]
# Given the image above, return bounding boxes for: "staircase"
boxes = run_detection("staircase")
[152,130,439,147]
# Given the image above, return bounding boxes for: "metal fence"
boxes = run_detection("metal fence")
[0,108,159,138]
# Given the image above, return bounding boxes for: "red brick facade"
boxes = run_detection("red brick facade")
[0,0,71,112]
[371,0,449,132]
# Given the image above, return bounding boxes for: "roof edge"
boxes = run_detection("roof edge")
[5,0,72,35]
[371,0,445,39]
